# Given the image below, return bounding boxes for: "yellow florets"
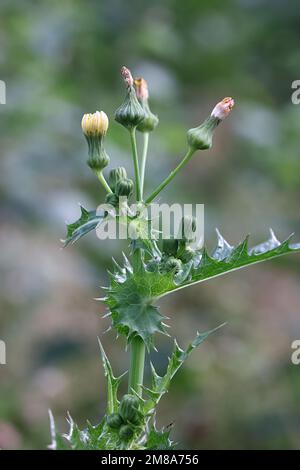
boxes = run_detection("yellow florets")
[81,111,109,137]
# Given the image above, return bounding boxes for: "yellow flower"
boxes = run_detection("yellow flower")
[81,111,109,171]
[81,111,109,137]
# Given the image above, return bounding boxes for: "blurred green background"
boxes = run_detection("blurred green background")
[1,0,300,450]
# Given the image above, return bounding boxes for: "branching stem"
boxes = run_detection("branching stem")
[140,132,149,198]
[130,127,142,201]
[146,147,195,204]
[96,170,112,193]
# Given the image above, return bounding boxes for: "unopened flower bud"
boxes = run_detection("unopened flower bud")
[164,257,182,274]
[128,409,143,426]
[187,97,234,151]
[81,110,109,137]
[115,178,134,197]
[105,192,119,207]
[108,167,128,192]
[146,259,159,272]
[179,216,197,242]
[211,97,235,120]
[119,395,140,423]
[119,424,134,441]
[134,77,149,101]
[81,111,110,171]
[179,246,195,263]
[134,78,159,133]
[162,238,179,257]
[115,66,146,130]
[106,413,123,430]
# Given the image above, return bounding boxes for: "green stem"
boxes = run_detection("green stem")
[140,132,149,198]
[128,335,145,397]
[128,248,145,397]
[129,127,142,201]
[146,147,195,204]
[96,170,112,193]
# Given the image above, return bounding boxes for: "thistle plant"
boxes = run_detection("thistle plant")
[49,66,300,450]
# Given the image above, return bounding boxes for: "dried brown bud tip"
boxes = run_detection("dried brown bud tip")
[121,66,134,88]
[211,97,235,120]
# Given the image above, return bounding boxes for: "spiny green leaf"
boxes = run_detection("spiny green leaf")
[49,410,119,450]
[98,338,126,413]
[63,205,161,256]
[63,205,103,246]
[104,230,299,347]
[48,410,70,450]
[176,230,300,295]
[106,256,171,349]
[84,420,107,450]
[144,325,225,412]
[160,229,300,298]
[145,423,175,450]
[63,413,88,450]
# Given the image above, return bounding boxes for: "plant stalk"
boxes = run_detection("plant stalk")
[128,124,145,396]
[146,147,195,204]
[128,335,145,397]
[129,127,142,201]
[140,132,149,198]
[96,170,112,193]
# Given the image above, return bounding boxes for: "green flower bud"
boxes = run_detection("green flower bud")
[179,216,197,242]
[137,105,159,133]
[81,111,110,171]
[108,167,127,192]
[187,117,218,150]
[115,178,134,197]
[128,409,143,426]
[119,394,140,422]
[164,257,182,274]
[146,259,159,272]
[105,192,119,207]
[162,238,179,256]
[187,97,234,151]
[119,424,134,441]
[87,146,109,172]
[115,67,146,130]
[134,78,159,133]
[179,246,195,263]
[106,413,123,430]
